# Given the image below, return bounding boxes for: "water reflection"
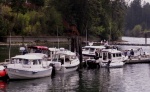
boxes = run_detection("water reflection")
[50,71,79,92]
[0,80,7,92]
[6,77,52,92]
[0,69,126,92]
[5,71,79,92]
[123,64,150,92]
[76,68,124,92]
[1,64,150,92]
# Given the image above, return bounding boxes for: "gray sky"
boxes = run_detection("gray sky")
[126,0,150,5]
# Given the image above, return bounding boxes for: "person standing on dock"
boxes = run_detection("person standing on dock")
[130,49,134,56]
[95,50,100,68]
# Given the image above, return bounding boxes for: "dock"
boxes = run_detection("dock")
[125,55,150,64]
[125,59,150,64]
[114,43,150,46]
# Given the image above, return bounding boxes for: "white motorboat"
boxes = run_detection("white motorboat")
[82,45,106,68]
[82,45,105,57]
[99,49,126,68]
[124,48,150,64]
[48,47,59,61]
[26,46,60,61]
[6,54,53,79]
[50,48,80,73]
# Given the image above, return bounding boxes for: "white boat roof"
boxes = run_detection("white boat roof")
[83,46,105,49]
[56,50,76,56]
[49,47,59,51]
[25,53,48,58]
[102,49,122,53]
[12,54,42,60]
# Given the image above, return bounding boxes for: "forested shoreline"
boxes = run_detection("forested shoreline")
[125,0,150,37]
[0,0,149,42]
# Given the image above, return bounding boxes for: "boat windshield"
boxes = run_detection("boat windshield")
[11,58,22,64]
[23,59,30,65]
[84,48,89,51]
[89,48,95,52]
[32,59,41,65]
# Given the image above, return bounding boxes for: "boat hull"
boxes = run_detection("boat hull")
[6,68,52,79]
[56,65,79,73]
[101,62,124,68]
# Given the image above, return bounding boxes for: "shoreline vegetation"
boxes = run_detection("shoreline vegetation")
[0,36,128,46]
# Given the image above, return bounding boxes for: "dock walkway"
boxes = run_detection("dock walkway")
[114,43,150,46]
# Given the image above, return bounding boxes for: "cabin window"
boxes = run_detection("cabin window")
[84,48,89,50]
[14,59,18,63]
[65,58,70,62]
[24,59,30,65]
[33,60,38,65]
[19,59,22,64]
[38,60,41,64]
[108,53,111,59]
[113,54,115,57]
[103,53,107,60]
[90,48,95,52]
[119,53,122,57]
[116,53,118,57]
[11,59,15,64]
[99,53,102,58]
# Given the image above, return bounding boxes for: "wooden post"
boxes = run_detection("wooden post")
[78,37,83,69]
[71,36,83,69]
[71,37,75,52]
[22,36,24,46]
[145,33,147,44]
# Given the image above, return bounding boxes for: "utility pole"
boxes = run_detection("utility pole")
[145,32,147,44]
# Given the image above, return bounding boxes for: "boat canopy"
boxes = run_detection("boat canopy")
[102,49,122,53]
[25,53,48,58]
[56,50,76,56]
[83,46,105,49]
[12,54,42,60]
[28,46,49,50]
[82,46,106,49]
[49,47,59,51]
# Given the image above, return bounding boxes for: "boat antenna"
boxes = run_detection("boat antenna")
[86,28,88,46]
[57,26,59,48]
[9,30,11,61]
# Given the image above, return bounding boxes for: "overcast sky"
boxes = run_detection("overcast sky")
[125,0,150,5]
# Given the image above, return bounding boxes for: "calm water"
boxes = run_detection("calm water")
[1,65,150,92]
[0,37,150,92]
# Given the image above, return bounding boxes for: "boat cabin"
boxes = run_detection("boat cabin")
[100,49,123,62]
[82,46,105,56]
[10,54,48,68]
[27,46,49,54]
[52,50,77,65]
[48,47,59,61]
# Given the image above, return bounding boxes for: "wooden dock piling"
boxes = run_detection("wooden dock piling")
[70,36,83,69]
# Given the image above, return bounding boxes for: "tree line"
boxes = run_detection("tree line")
[0,0,127,41]
[125,0,150,37]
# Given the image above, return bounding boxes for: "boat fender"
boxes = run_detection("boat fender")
[0,70,7,77]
